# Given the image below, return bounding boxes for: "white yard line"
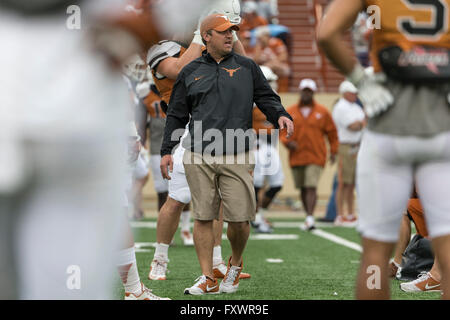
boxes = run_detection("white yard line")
[309,229,362,252]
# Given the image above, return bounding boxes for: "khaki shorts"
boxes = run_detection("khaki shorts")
[291,165,323,189]
[183,150,256,222]
[337,143,359,185]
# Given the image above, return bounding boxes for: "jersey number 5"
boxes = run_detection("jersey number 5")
[398,0,448,39]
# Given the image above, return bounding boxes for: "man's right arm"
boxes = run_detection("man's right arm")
[160,73,191,157]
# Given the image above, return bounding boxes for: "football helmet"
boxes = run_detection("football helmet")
[206,0,241,25]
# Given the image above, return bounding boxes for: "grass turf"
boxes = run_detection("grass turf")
[112,218,441,300]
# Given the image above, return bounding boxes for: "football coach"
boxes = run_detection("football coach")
[160,13,293,295]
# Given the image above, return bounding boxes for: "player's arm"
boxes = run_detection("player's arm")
[316,0,363,75]
[233,36,247,56]
[156,41,203,80]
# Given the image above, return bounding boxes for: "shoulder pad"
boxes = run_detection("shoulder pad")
[146,40,181,70]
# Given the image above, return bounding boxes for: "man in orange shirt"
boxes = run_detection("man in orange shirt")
[253,26,290,92]
[240,1,268,33]
[281,79,338,230]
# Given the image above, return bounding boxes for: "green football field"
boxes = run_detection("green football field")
[113,218,441,300]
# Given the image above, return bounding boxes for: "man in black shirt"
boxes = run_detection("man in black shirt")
[160,13,293,295]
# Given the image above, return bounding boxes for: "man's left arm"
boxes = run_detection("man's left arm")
[251,62,293,135]
[325,111,339,160]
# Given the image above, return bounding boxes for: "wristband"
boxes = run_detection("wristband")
[192,30,203,45]
[232,30,239,43]
[346,63,365,86]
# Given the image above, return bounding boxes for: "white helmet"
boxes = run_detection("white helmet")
[207,0,241,25]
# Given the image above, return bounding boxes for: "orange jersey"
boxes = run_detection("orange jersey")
[281,102,339,168]
[143,90,166,118]
[253,107,275,134]
[407,198,428,238]
[365,0,450,72]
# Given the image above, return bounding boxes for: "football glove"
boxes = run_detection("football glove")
[347,64,394,118]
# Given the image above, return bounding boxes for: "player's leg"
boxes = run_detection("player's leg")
[149,194,185,280]
[389,214,411,278]
[180,203,194,245]
[149,155,169,211]
[131,154,149,219]
[355,131,414,299]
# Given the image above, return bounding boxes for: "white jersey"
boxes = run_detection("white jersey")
[0,9,129,299]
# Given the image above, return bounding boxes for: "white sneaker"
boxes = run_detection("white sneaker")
[219,257,243,294]
[256,220,273,233]
[148,257,169,280]
[400,272,441,292]
[180,230,194,246]
[301,216,315,231]
[125,283,171,300]
[184,275,220,295]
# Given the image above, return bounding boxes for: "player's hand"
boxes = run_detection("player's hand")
[348,64,394,118]
[278,116,294,139]
[160,154,173,180]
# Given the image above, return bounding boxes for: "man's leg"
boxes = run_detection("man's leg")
[193,219,215,279]
[335,182,344,219]
[390,214,411,277]
[131,175,148,219]
[302,187,317,216]
[157,192,168,211]
[356,238,395,299]
[156,197,185,244]
[227,221,250,267]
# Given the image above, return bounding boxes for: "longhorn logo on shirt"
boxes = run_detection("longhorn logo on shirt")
[222,67,241,77]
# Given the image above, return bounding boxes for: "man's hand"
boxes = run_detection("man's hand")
[348,64,394,118]
[329,154,336,164]
[278,116,294,139]
[286,141,298,151]
[160,154,174,180]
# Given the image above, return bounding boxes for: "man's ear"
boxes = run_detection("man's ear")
[203,30,211,42]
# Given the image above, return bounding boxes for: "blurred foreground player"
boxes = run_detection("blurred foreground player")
[318,0,450,299]
[0,0,210,299]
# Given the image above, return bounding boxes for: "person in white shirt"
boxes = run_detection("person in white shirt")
[332,81,366,226]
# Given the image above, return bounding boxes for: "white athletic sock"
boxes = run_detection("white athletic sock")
[306,215,315,225]
[213,245,223,266]
[255,213,263,224]
[180,210,191,232]
[117,247,142,295]
[154,243,169,261]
